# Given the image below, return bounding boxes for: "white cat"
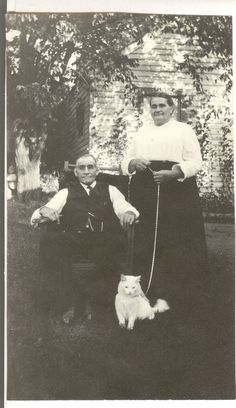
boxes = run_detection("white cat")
[115,274,170,330]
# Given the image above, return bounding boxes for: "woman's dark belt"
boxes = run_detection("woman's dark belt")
[148,160,178,172]
[133,160,196,186]
[131,160,178,183]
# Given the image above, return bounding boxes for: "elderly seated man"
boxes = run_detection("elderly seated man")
[31,154,139,329]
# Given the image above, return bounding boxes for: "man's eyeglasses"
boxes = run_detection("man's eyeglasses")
[76,164,96,170]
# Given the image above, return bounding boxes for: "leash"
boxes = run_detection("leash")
[127,172,161,294]
[126,175,135,274]
[145,181,160,295]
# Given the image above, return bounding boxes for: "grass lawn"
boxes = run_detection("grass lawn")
[6,199,235,400]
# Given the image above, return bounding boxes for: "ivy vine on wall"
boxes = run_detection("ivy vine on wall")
[191,103,233,213]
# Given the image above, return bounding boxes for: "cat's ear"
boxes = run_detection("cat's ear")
[120,274,126,281]
[136,276,141,282]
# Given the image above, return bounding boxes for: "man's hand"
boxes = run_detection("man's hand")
[128,158,151,173]
[120,211,136,231]
[39,206,60,223]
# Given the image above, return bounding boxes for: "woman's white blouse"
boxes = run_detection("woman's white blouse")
[121,119,202,180]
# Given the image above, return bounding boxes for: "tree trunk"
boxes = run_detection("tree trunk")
[15,136,42,202]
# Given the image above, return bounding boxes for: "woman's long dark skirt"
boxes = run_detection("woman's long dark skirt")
[130,161,209,310]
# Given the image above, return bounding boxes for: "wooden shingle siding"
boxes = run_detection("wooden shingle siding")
[88,33,232,196]
[60,81,90,163]
[62,32,232,203]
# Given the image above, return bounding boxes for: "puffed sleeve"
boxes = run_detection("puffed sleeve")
[177,124,202,180]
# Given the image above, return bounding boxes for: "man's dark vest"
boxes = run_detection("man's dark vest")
[61,181,120,232]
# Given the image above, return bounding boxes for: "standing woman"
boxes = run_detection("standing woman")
[121,92,209,313]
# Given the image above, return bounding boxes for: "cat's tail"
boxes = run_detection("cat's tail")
[153,298,170,313]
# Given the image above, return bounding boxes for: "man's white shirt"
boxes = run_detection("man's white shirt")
[31,181,139,225]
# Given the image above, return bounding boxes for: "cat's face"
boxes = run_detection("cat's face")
[119,275,142,296]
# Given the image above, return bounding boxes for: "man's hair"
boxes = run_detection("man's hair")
[149,92,174,107]
[75,154,97,166]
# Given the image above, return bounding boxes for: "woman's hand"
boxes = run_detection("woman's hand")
[153,165,184,184]
[128,158,151,173]
[153,170,175,184]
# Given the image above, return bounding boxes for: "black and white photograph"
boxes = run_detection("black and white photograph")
[4,0,235,404]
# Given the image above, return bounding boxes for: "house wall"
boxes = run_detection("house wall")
[89,33,232,197]
[59,80,90,164]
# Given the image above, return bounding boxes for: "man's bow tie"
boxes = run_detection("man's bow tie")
[86,185,93,194]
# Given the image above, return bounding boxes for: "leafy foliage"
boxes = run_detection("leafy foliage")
[7,13,232,125]
[12,118,47,162]
[190,103,234,213]
[7,13,233,209]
